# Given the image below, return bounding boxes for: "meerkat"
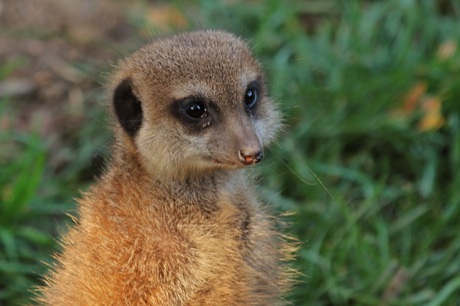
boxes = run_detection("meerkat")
[38,30,294,305]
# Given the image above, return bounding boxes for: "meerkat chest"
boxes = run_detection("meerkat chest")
[171,195,253,254]
[169,199,257,301]
[103,182,270,298]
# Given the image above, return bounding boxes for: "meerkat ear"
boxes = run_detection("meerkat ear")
[113,78,143,137]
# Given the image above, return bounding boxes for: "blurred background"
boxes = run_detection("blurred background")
[1,0,460,305]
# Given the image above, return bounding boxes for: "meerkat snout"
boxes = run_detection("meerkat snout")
[231,114,264,165]
[239,149,263,165]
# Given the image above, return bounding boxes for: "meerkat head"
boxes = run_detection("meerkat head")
[109,30,280,181]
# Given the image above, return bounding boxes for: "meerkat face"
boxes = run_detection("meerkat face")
[110,31,280,180]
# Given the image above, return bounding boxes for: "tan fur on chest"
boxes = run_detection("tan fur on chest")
[43,173,284,305]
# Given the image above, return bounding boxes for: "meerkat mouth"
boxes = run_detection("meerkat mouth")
[211,157,258,169]
[207,156,241,168]
[212,158,238,167]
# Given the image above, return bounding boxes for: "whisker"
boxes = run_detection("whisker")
[269,141,335,201]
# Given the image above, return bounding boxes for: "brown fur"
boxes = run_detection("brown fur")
[38,30,295,305]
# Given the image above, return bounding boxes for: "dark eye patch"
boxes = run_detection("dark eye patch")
[170,96,215,133]
[244,87,258,110]
[244,80,262,114]
[183,99,208,119]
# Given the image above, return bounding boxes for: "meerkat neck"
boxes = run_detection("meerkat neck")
[110,147,242,206]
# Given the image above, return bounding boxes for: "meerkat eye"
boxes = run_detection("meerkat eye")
[185,100,208,119]
[244,85,258,110]
[244,88,257,109]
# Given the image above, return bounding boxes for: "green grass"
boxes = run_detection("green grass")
[2,0,460,305]
[0,103,53,304]
[0,70,109,304]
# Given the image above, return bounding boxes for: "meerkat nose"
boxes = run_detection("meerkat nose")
[238,149,264,165]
